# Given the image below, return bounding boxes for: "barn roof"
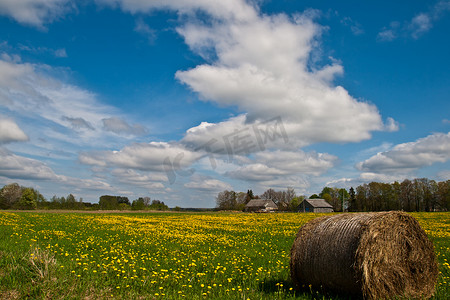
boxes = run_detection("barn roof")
[304,199,333,208]
[245,199,277,208]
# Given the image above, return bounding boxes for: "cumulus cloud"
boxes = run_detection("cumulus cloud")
[174,10,385,146]
[0,148,115,191]
[0,147,114,191]
[226,150,336,181]
[0,118,29,144]
[226,163,287,182]
[0,0,72,29]
[384,117,399,132]
[111,168,167,190]
[102,117,147,136]
[182,115,291,154]
[95,0,387,148]
[184,175,232,192]
[0,148,57,180]
[225,149,336,191]
[254,150,338,176]
[79,142,203,172]
[357,132,450,174]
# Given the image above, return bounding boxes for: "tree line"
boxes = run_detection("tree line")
[1,177,449,212]
[216,178,450,212]
[0,183,169,211]
[216,188,306,211]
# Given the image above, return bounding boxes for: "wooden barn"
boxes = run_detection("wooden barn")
[297,199,333,213]
[245,199,278,213]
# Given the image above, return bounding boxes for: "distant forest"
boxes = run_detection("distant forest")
[0,178,449,212]
[216,178,450,212]
[0,183,170,211]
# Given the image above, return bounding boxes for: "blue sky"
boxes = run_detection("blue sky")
[0,0,449,207]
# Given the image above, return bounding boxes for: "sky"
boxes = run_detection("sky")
[0,0,449,208]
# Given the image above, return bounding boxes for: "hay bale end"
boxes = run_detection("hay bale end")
[290,211,438,299]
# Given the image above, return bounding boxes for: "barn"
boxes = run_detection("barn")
[245,199,278,213]
[297,199,333,213]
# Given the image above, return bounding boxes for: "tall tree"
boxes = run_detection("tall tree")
[338,188,349,212]
[99,195,119,210]
[261,189,277,201]
[246,190,254,203]
[0,183,22,209]
[401,179,414,211]
[436,180,450,211]
[216,190,237,210]
[17,188,37,210]
[348,187,356,212]
[356,184,368,211]
[236,192,247,211]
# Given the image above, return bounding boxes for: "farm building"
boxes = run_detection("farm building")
[297,199,333,213]
[245,199,278,213]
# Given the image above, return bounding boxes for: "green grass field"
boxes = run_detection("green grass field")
[0,212,449,299]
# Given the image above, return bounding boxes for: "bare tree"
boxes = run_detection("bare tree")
[216,190,237,210]
[0,183,22,209]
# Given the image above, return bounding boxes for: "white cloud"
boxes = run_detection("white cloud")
[0,147,56,180]
[254,150,337,176]
[184,175,232,192]
[0,147,114,192]
[384,117,399,132]
[378,1,450,41]
[102,117,147,136]
[96,0,386,147]
[175,12,385,146]
[325,173,408,189]
[0,56,146,149]
[97,0,258,22]
[111,168,167,191]
[377,21,400,41]
[0,58,111,134]
[226,163,287,182]
[437,170,450,180]
[54,48,67,57]
[359,172,408,182]
[18,44,68,58]
[340,16,364,35]
[134,18,156,43]
[62,116,95,131]
[0,0,72,29]
[0,118,29,144]
[58,176,114,192]
[357,132,450,174]
[409,13,432,39]
[79,142,203,172]
[377,29,397,42]
[224,149,336,192]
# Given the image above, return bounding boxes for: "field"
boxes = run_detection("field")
[0,212,449,299]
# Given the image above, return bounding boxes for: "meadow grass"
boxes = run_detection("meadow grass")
[0,211,448,299]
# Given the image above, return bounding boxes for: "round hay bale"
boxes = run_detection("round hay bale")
[290,211,438,299]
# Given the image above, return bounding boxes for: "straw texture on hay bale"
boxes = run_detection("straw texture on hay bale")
[290,211,438,299]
